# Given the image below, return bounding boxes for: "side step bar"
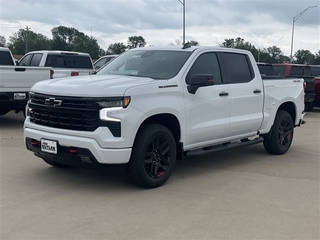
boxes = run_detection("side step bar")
[185,136,264,159]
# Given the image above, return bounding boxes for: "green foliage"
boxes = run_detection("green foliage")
[312,50,320,65]
[8,28,51,54]
[51,26,81,51]
[294,49,313,64]
[5,26,319,65]
[127,36,146,49]
[187,40,199,46]
[107,42,127,54]
[0,35,6,47]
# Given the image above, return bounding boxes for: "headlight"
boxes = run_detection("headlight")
[98,96,130,122]
[97,96,130,108]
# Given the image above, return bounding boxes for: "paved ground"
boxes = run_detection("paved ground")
[0,110,319,240]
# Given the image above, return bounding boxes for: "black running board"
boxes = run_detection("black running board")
[185,136,264,158]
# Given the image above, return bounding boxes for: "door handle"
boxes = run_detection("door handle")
[219,92,229,97]
[253,89,261,94]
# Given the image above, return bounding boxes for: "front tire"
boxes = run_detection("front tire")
[263,110,294,155]
[126,124,177,188]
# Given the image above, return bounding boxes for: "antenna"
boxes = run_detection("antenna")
[182,42,191,49]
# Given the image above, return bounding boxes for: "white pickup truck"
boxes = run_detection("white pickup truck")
[18,50,94,78]
[0,47,53,116]
[24,46,305,188]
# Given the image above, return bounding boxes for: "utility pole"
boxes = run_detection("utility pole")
[25,26,30,54]
[178,0,185,45]
[290,6,317,63]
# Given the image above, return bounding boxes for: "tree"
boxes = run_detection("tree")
[107,42,127,54]
[73,34,101,59]
[220,38,236,48]
[265,46,286,63]
[0,35,6,47]
[311,50,320,65]
[294,49,313,64]
[7,28,51,54]
[186,40,199,46]
[127,36,146,49]
[169,38,199,46]
[51,26,81,51]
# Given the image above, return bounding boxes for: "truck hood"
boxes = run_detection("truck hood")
[31,74,156,97]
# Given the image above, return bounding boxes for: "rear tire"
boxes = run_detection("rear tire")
[126,124,176,188]
[263,110,294,155]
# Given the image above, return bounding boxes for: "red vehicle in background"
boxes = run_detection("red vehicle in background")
[272,63,316,111]
[312,76,320,109]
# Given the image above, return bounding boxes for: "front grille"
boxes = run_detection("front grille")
[29,93,121,136]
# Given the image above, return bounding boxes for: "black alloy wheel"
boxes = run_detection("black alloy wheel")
[126,123,176,188]
[263,110,294,155]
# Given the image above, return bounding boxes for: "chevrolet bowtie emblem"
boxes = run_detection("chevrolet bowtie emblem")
[45,97,62,107]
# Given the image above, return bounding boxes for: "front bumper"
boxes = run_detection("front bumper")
[24,127,132,165]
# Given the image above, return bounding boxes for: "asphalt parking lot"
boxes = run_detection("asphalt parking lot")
[1,110,319,240]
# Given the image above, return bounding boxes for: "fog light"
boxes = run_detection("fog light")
[80,156,92,163]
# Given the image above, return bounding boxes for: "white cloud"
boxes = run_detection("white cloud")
[0,0,319,56]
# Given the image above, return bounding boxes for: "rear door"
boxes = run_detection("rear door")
[220,52,264,136]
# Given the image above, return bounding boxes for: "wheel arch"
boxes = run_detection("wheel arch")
[277,101,296,123]
[136,113,183,160]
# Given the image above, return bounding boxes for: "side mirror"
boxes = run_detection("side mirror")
[187,74,214,94]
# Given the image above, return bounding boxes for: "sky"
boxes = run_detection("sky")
[0,0,319,56]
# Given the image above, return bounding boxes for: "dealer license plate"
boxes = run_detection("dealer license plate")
[41,139,58,154]
[14,93,26,99]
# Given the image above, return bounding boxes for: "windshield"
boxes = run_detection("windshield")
[97,49,192,79]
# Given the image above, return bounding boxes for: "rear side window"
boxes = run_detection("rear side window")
[0,51,14,65]
[289,66,312,76]
[258,65,274,76]
[290,66,304,75]
[221,53,253,83]
[30,53,43,66]
[273,66,286,76]
[311,66,320,76]
[45,54,92,69]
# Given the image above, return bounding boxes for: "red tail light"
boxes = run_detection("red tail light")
[50,69,54,79]
[71,72,79,76]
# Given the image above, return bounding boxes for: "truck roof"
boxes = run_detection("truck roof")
[25,50,91,56]
[130,45,252,54]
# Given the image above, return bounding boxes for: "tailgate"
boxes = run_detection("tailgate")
[0,66,51,90]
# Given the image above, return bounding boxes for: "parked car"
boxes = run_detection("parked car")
[18,50,94,78]
[272,63,315,111]
[0,47,53,116]
[24,46,305,188]
[94,54,118,70]
[257,62,275,76]
[310,65,320,77]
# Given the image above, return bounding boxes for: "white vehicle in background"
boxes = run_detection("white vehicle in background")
[94,54,118,70]
[18,50,94,78]
[0,47,53,116]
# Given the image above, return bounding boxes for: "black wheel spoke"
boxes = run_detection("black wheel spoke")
[126,124,176,188]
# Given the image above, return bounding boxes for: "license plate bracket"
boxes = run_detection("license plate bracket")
[14,93,26,99]
[41,139,58,154]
